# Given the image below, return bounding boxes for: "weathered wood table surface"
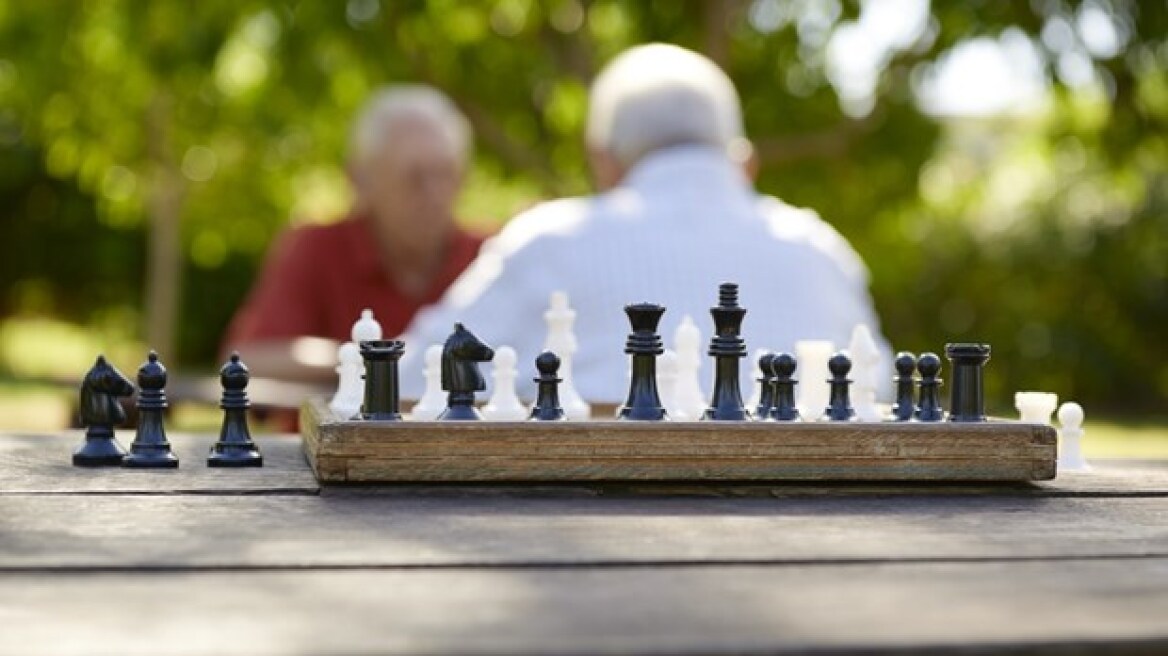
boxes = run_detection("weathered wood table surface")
[2,432,1167,655]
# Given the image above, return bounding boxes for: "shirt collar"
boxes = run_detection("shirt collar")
[620,144,750,194]
[344,212,386,280]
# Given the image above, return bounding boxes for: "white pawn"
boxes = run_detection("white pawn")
[671,315,707,421]
[352,308,382,343]
[795,340,834,420]
[848,324,882,421]
[409,345,446,420]
[657,349,679,418]
[1057,402,1091,472]
[543,292,591,420]
[482,346,527,421]
[745,348,768,413]
[329,342,364,418]
[1015,391,1059,424]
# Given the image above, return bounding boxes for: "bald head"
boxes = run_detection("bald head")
[586,44,749,184]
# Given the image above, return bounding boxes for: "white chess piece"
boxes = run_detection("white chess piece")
[848,325,882,421]
[1057,402,1091,472]
[657,349,679,418]
[795,340,834,420]
[745,348,767,413]
[409,345,445,420]
[352,308,382,343]
[543,292,591,419]
[328,342,364,418]
[1015,391,1059,424]
[482,346,528,421]
[671,315,707,420]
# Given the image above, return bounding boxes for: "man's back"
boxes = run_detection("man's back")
[401,146,888,402]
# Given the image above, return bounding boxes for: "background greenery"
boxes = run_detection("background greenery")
[0,0,1164,423]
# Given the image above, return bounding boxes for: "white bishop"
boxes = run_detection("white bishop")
[543,292,591,420]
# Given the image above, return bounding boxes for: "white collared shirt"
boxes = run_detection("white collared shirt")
[399,145,890,402]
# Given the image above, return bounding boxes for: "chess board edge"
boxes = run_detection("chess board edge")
[300,398,1057,484]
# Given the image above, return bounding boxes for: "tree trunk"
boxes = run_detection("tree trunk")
[144,92,185,362]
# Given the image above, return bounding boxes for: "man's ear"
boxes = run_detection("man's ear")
[347,160,370,212]
[730,138,759,182]
[588,147,626,191]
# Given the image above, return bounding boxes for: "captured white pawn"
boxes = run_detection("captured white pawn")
[409,345,445,420]
[671,315,707,421]
[1057,402,1091,472]
[544,292,591,420]
[482,346,527,421]
[1016,391,1059,424]
[329,342,364,418]
[848,324,882,421]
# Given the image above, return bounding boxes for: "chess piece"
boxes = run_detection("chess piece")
[754,352,777,419]
[849,325,882,421]
[657,348,680,418]
[73,354,135,466]
[705,283,750,421]
[746,348,768,413]
[946,343,991,422]
[409,345,446,420]
[1015,391,1058,424]
[208,352,263,467]
[795,340,833,420]
[530,351,567,421]
[123,351,178,468]
[543,291,592,420]
[352,308,383,342]
[438,323,495,420]
[1057,402,1091,472]
[822,352,857,421]
[915,353,944,422]
[329,342,364,419]
[769,352,801,421]
[671,315,706,420]
[891,352,917,422]
[482,346,528,421]
[359,339,406,421]
[618,303,668,421]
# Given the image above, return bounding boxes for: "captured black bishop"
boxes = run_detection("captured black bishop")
[123,350,178,468]
[208,352,263,467]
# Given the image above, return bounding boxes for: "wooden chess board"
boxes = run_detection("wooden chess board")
[300,398,1057,483]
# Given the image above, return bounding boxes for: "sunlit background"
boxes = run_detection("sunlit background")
[0,1,1164,447]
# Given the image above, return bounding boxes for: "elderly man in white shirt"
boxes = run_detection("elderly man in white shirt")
[399,43,889,403]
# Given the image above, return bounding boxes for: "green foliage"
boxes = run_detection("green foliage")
[0,0,1164,411]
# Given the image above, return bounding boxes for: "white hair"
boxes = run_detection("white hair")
[350,85,472,163]
[586,44,746,167]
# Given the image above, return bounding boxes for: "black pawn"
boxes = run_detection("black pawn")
[769,352,801,421]
[618,303,668,421]
[123,351,178,468]
[360,339,406,421]
[946,343,991,422]
[822,352,856,422]
[73,354,135,466]
[891,352,917,422]
[530,351,567,421]
[755,352,777,419]
[208,352,263,467]
[705,282,751,421]
[915,352,944,422]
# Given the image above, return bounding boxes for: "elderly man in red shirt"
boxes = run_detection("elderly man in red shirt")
[224,85,485,382]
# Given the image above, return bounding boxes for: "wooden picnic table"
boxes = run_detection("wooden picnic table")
[1,431,1167,655]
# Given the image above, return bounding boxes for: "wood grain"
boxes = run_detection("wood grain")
[302,398,1057,483]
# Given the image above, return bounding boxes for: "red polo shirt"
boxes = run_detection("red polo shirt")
[225,214,484,347]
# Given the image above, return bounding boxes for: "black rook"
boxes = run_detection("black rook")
[945,343,991,422]
[359,339,406,421]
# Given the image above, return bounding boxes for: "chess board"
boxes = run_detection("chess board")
[300,398,1057,483]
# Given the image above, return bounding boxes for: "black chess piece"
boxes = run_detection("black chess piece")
[207,352,263,467]
[618,303,668,421]
[769,352,801,421]
[891,351,917,422]
[73,354,135,467]
[822,352,857,421]
[438,323,495,420]
[915,352,944,422]
[359,339,406,420]
[946,343,991,422]
[704,283,751,421]
[529,351,567,421]
[754,352,777,420]
[123,351,178,468]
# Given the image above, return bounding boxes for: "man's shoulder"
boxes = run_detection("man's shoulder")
[486,196,595,256]
[755,196,870,283]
